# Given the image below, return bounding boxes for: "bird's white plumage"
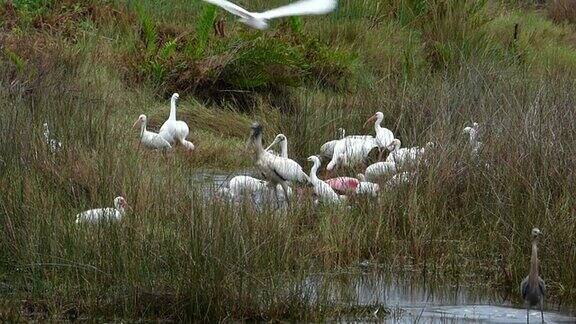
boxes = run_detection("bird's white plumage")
[463,122,482,157]
[307,155,342,203]
[203,0,337,30]
[133,114,172,150]
[327,136,379,170]
[159,93,195,151]
[385,139,431,166]
[265,134,288,158]
[365,112,394,149]
[320,127,345,160]
[364,161,397,182]
[43,122,62,153]
[75,196,126,224]
[249,123,307,205]
[355,174,380,197]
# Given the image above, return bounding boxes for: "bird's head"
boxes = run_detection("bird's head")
[387,139,401,151]
[463,126,472,134]
[114,196,128,210]
[307,155,320,164]
[250,122,263,139]
[276,134,287,143]
[531,228,542,240]
[172,93,180,101]
[133,114,147,128]
[364,111,383,128]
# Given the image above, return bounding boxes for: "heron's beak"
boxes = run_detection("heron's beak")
[363,115,376,128]
[132,119,140,128]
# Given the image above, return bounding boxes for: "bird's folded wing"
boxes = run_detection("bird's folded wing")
[260,0,337,20]
[203,0,254,20]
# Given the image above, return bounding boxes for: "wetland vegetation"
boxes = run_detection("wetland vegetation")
[1,0,576,321]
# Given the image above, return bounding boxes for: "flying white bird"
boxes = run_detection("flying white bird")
[320,127,345,160]
[75,196,127,224]
[203,0,338,30]
[159,93,195,151]
[307,155,345,204]
[43,122,62,153]
[265,134,288,158]
[133,114,172,151]
[249,123,308,205]
[363,161,397,182]
[364,111,394,159]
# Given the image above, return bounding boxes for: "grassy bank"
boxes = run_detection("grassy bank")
[1,0,576,321]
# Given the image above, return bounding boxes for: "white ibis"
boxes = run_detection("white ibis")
[307,155,345,204]
[75,196,127,224]
[326,136,379,171]
[43,122,62,153]
[463,122,482,157]
[133,114,172,150]
[202,0,337,30]
[385,139,433,166]
[364,111,394,159]
[363,161,397,182]
[320,127,345,160]
[355,174,380,197]
[249,123,308,205]
[159,93,195,151]
[265,134,288,158]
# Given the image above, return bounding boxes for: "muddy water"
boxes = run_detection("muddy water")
[303,272,575,323]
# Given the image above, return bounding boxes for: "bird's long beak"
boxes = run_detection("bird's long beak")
[132,119,140,128]
[363,115,376,128]
[264,138,279,152]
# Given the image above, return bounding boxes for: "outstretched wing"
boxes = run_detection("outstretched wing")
[203,0,255,20]
[260,0,337,20]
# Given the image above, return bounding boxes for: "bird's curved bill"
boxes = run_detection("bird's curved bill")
[132,119,140,128]
[363,115,376,128]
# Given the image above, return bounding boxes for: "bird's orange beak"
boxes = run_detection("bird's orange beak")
[363,114,376,128]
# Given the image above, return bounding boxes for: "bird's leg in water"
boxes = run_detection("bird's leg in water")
[526,304,530,324]
[540,300,544,323]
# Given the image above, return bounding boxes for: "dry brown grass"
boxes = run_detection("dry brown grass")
[548,0,576,24]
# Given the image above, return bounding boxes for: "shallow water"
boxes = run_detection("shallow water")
[192,171,576,323]
[303,272,575,323]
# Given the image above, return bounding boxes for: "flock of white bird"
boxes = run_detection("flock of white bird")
[38,0,488,221]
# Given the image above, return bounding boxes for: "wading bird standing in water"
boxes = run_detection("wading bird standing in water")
[202,0,338,30]
[248,123,308,207]
[520,227,545,324]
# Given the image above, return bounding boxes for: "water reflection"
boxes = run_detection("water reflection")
[302,272,575,323]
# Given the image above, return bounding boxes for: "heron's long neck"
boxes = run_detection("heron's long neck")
[169,98,177,120]
[468,129,478,145]
[529,240,539,284]
[310,161,320,181]
[280,140,288,158]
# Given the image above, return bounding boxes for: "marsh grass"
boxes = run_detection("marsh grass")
[1,0,576,321]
